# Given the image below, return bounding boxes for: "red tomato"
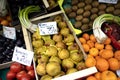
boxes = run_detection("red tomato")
[16,70,27,80]
[6,70,16,80]
[26,65,34,71]
[10,62,23,73]
[20,74,31,80]
[28,70,35,79]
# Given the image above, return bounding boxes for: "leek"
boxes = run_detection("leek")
[93,14,120,43]
[18,5,40,33]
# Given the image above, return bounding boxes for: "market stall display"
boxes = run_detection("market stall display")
[60,0,120,34]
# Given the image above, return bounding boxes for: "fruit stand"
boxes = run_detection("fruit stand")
[0,0,120,80]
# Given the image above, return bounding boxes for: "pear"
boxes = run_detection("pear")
[54,15,62,23]
[44,39,55,46]
[54,71,65,78]
[68,43,79,51]
[58,49,69,59]
[76,61,86,70]
[46,62,61,76]
[36,46,47,54]
[37,54,49,63]
[62,58,74,70]
[36,62,46,76]
[32,39,44,48]
[40,75,52,80]
[64,34,74,43]
[70,52,84,62]
[49,56,61,64]
[56,41,66,49]
[52,34,63,42]
[58,21,67,29]
[32,28,41,40]
[60,28,70,36]
[66,68,77,74]
[45,46,58,56]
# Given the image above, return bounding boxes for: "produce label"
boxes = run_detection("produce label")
[3,26,16,40]
[38,21,58,35]
[99,0,118,4]
[12,46,34,66]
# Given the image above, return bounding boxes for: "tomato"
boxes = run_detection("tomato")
[10,62,23,73]
[26,65,34,71]
[16,70,27,80]
[28,70,35,79]
[6,70,16,80]
[20,74,31,80]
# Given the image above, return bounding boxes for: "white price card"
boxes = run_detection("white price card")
[12,46,34,66]
[99,0,118,4]
[38,21,58,35]
[3,26,16,40]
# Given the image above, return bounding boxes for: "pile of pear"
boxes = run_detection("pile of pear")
[31,15,86,80]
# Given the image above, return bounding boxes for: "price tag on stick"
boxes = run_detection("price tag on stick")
[99,0,118,4]
[12,46,34,66]
[38,21,58,35]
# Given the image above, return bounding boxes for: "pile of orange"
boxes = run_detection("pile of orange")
[78,33,120,80]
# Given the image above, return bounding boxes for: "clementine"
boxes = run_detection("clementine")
[86,76,97,80]
[79,37,86,44]
[89,48,99,57]
[101,70,117,80]
[85,56,96,67]
[82,43,90,52]
[108,58,119,71]
[114,50,120,61]
[87,40,95,48]
[96,57,109,72]
[100,49,114,59]
[82,33,90,40]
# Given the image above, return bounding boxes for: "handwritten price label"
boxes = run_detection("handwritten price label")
[12,46,34,66]
[38,22,58,35]
[3,26,16,40]
[99,0,118,4]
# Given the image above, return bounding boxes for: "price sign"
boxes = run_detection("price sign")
[12,46,34,66]
[38,21,58,35]
[3,26,16,40]
[99,0,118,4]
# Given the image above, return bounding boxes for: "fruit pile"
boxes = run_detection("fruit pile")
[63,0,120,32]
[31,15,85,80]
[6,62,35,80]
[0,14,12,26]
[0,29,25,64]
[78,33,120,80]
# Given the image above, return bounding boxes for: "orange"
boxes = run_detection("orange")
[85,56,96,67]
[114,50,120,61]
[6,15,12,22]
[95,56,102,60]
[82,33,90,40]
[117,77,120,80]
[101,70,117,80]
[89,34,96,42]
[100,49,114,59]
[82,43,90,52]
[1,20,9,26]
[96,57,109,72]
[89,48,99,57]
[95,42,104,50]
[94,72,101,80]
[79,37,86,44]
[103,37,111,45]
[105,44,113,50]
[86,76,97,80]
[87,40,94,48]
[108,58,119,71]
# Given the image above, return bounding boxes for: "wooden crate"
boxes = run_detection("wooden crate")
[22,10,97,80]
